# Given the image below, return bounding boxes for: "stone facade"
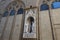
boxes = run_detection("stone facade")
[0,0,60,40]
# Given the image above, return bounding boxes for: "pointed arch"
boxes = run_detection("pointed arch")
[27,16,34,33]
[40,3,49,11]
[3,0,25,17]
[5,0,25,9]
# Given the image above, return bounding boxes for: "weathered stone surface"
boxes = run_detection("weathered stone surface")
[39,11,53,40]
[53,25,60,40]
[11,15,23,40]
[51,9,60,24]
[2,16,14,40]
[0,17,7,37]
[23,33,36,38]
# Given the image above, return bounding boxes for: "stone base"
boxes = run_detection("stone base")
[23,33,36,38]
[22,38,37,40]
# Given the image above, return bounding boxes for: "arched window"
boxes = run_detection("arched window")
[17,8,24,14]
[3,0,25,17]
[40,4,49,11]
[52,2,60,9]
[27,16,34,33]
[10,9,16,16]
[3,11,8,17]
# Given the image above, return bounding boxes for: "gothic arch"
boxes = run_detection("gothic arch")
[3,0,25,17]
[27,16,34,33]
[40,3,49,11]
[5,0,25,9]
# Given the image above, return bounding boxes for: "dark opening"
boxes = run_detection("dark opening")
[10,9,16,16]
[30,5,32,8]
[3,11,8,17]
[17,8,24,14]
[27,17,34,33]
[40,1,49,11]
[40,4,49,11]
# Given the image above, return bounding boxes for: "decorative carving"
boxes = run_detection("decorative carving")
[23,8,37,38]
[12,1,17,6]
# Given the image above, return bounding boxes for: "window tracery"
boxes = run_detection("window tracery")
[2,1,25,17]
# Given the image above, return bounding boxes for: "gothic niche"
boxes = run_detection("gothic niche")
[23,6,37,38]
[27,16,34,33]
